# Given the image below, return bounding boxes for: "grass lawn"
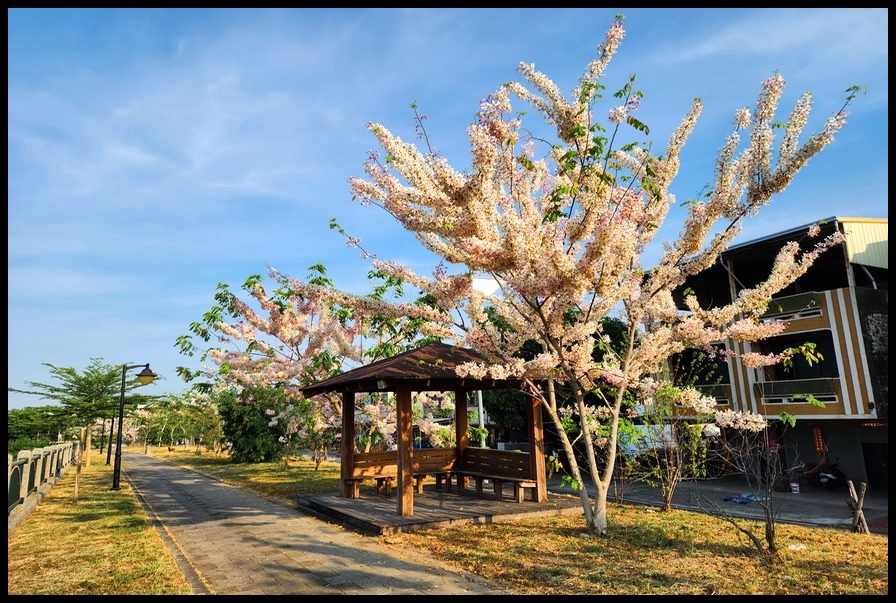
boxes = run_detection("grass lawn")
[7,452,192,595]
[7,448,888,595]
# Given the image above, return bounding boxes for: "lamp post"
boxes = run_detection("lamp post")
[111,363,157,490]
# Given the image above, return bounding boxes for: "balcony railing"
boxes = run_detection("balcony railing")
[753,378,837,397]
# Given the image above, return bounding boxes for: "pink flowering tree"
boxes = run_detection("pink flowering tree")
[176,264,446,463]
[279,15,860,535]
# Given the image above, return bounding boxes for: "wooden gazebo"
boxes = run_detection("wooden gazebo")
[299,342,547,517]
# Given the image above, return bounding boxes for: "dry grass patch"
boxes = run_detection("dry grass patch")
[381,506,888,595]
[7,453,192,595]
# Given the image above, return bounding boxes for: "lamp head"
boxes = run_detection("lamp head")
[136,365,157,386]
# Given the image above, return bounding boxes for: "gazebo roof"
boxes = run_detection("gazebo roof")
[300,341,522,398]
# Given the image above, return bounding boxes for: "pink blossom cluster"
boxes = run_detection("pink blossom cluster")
[714,409,768,433]
[675,387,719,415]
[740,351,788,369]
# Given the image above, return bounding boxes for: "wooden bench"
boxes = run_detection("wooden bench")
[346,448,457,498]
[450,448,537,504]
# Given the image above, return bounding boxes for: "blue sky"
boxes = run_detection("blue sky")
[8,8,888,410]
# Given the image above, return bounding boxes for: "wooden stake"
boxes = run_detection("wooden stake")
[846,480,869,534]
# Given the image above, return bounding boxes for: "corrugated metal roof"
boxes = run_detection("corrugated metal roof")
[725,216,887,270]
[837,217,888,270]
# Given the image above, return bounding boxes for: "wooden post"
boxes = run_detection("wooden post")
[527,393,548,503]
[455,390,469,450]
[396,387,414,516]
[72,448,82,503]
[847,480,870,534]
[455,390,469,489]
[341,392,356,498]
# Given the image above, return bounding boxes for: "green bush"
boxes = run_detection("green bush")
[8,437,55,458]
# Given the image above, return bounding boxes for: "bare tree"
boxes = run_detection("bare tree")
[689,426,806,557]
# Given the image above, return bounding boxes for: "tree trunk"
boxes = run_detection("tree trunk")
[83,425,92,467]
[661,489,673,512]
[586,487,609,535]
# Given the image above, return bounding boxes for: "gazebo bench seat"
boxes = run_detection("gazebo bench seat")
[450,448,537,504]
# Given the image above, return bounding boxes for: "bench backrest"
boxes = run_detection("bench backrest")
[350,447,458,479]
[458,447,532,480]
[351,451,399,478]
[413,447,457,473]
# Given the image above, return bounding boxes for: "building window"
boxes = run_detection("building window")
[669,344,730,387]
[757,331,838,381]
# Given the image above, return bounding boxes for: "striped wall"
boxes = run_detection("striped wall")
[722,287,876,420]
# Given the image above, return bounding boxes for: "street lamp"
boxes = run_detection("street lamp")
[111,363,157,490]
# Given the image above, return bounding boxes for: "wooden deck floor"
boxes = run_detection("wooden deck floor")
[298,482,584,535]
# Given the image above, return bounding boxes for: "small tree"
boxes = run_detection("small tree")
[618,346,725,511]
[217,387,283,463]
[691,424,806,557]
[271,392,339,469]
[8,358,154,467]
[620,398,707,512]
